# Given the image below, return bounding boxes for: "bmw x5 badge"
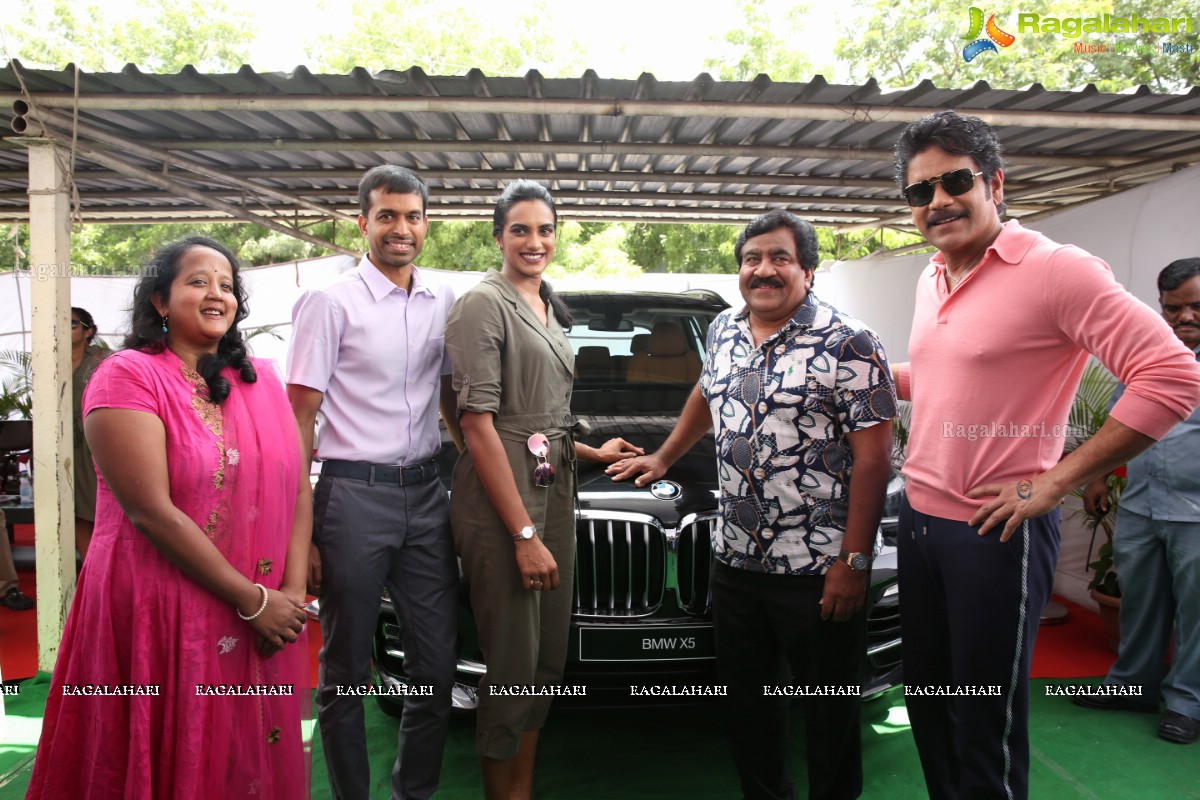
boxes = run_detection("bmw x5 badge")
[649,480,682,500]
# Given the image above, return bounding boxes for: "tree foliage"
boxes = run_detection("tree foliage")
[835,0,1200,92]
[420,220,500,272]
[5,0,253,72]
[623,223,740,273]
[815,227,925,263]
[703,0,818,81]
[304,0,588,76]
[548,223,643,281]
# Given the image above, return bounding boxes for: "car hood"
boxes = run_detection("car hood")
[575,414,718,530]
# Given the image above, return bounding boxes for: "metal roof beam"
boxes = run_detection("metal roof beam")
[0,201,887,223]
[30,107,358,225]
[13,95,1200,133]
[112,137,1140,168]
[0,166,907,189]
[16,138,357,255]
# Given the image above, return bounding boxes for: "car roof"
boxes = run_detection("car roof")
[560,290,730,312]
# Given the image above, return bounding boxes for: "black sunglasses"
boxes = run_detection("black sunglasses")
[903,168,983,208]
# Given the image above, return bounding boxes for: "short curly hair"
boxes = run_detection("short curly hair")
[734,210,819,285]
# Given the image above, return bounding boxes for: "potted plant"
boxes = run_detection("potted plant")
[0,349,32,422]
[1082,466,1127,651]
[1064,360,1124,650]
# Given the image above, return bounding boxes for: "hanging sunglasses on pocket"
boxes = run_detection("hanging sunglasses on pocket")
[527,432,555,488]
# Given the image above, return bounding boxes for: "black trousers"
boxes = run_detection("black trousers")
[713,561,866,800]
[898,496,1059,800]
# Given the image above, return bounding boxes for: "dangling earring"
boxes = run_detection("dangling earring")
[161,315,169,334]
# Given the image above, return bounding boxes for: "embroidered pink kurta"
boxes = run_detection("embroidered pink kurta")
[27,349,307,799]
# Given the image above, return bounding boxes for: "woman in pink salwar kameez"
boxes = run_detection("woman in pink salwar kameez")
[27,236,312,800]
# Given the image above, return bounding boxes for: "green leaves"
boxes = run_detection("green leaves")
[834,0,1200,91]
[0,350,32,421]
[8,0,253,72]
[303,0,588,77]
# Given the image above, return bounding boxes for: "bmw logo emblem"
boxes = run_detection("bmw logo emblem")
[649,480,682,500]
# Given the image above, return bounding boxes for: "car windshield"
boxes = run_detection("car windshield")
[564,296,722,416]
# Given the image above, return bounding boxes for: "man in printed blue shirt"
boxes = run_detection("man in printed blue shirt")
[609,209,896,800]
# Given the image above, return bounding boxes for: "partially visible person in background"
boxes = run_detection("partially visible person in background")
[0,506,34,609]
[1076,257,1200,745]
[70,306,108,560]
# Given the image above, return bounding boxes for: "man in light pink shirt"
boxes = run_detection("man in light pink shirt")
[891,111,1200,800]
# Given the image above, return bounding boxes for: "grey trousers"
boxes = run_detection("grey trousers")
[313,474,458,800]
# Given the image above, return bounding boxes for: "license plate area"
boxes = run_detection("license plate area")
[577,624,715,662]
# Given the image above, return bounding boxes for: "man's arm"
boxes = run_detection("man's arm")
[287,383,324,593]
[606,383,712,486]
[440,374,465,453]
[1047,266,1200,509]
[820,420,892,622]
[968,418,1152,541]
[891,362,911,403]
[968,254,1200,540]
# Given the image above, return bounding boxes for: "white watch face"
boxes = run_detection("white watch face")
[516,525,535,540]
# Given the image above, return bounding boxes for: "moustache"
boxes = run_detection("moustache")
[927,210,968,226]
[749,278,784,289]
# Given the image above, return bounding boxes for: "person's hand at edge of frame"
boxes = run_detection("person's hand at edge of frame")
[306,544,322,596]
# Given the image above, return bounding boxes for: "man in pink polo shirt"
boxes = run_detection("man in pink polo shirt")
[891,111,1200,800]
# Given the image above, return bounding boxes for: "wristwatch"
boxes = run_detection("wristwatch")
[512,524,537,544]
[838,550,870,572]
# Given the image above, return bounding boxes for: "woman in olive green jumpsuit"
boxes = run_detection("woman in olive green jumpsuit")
[446,180,642,800]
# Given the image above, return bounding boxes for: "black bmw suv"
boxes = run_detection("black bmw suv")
[372,290,902,711]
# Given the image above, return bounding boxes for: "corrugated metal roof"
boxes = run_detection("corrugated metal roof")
[3,61,1199,240]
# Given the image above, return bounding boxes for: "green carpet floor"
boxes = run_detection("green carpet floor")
[6,678,1195,798]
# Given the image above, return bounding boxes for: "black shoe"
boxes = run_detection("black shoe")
[1070,689,1156,713]
[1,587,34,611]
[1158,711,1200,744]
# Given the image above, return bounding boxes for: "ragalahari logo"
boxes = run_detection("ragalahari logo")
[962,6,1017,62]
